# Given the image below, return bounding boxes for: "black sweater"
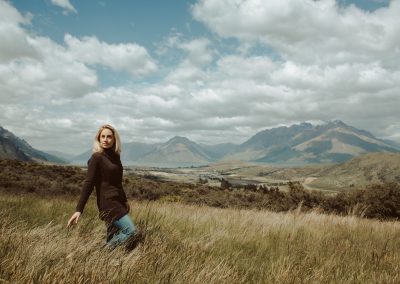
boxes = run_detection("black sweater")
[76,149,128,223]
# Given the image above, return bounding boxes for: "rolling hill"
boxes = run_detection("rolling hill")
[308,152,400,190]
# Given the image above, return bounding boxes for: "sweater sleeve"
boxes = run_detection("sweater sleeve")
[118,163,128,202]
[118,179,128,202]
[121,186,128,202]
[75,154,100,213]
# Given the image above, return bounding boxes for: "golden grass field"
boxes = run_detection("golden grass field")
[1,193,400,283]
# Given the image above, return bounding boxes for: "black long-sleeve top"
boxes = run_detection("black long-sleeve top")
[76,148,128,223]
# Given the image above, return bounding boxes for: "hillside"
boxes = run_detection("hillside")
[224,120,400,165]
[135,136,212,167]
[309,152,400,190]
[0,126,66,164]
[200,152,400,193]
[120,120,400,167]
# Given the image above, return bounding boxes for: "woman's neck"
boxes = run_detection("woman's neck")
[100,146,113,155]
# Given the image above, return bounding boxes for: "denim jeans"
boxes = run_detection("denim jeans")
[106,214,136,247]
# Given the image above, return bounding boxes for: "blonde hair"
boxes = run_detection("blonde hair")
[92,124,122,154]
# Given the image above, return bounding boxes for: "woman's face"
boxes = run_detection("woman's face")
[99,128,114,149]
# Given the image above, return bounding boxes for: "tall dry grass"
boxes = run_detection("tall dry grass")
[1,193,400,283]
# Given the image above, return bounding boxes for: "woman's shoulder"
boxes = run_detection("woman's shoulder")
[91,152,103,157]
[88,152,103,163]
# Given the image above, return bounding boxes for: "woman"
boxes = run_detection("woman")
[67,124,137,248]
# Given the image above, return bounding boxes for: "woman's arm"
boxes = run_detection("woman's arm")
[67,154,100,227]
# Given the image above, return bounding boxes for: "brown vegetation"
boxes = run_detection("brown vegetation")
[1,194,400,283]
[1,159,400,220]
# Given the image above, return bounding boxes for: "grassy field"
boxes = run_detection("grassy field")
[1,193,400,283]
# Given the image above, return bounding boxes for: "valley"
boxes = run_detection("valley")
[127,152,400,193]
[127,162,308,192]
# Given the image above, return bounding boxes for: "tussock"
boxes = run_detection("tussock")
[1,193,400,283]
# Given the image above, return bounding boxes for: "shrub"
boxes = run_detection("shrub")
[1,159,400,220]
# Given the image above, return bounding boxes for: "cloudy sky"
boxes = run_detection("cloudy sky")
[1,0,399,155]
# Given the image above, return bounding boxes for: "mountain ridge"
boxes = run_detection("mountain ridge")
[0,126,66,163]
[224,120,400,165]
[1,120,399,167]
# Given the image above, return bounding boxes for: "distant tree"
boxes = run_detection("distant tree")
[220,178,232,190]
[259,184,269,193]
[244,184,257,192]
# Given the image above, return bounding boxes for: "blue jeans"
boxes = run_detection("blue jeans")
[106,214,136,247]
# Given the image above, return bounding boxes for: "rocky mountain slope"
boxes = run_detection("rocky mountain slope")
[134,136,212,167]
[3,120,399,167]
[117,120,399,167]
[0,126,66,163]
[223,120,399,165]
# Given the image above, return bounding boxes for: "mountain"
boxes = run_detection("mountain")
[46,151,76,162]
[200,142,238,160]
[70,137,215,167]
[224,122,314,162]
[308,152,400,190]
[70,141,160,165]
[70,149,92,165]
[382,139,400,149]
[0,126,66,163]
[222,120,400,165]
[135,136,212,167]
[123,141,161,162]
[4,120,399,167]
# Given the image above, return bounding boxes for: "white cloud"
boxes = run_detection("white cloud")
[50,0,77,14]
[0,35,98,103]
[2,0,400,155]
[0,1,98,103]
[216,55,275,80]
[192,0,400,66]
[158,37,214,85]
[64,34,158,77]
[179,38,213,66]
[5,50,400,152]
[0,0,158,106]
[0,0,38,62]
[5,50,400,154]
[164,62,207,84]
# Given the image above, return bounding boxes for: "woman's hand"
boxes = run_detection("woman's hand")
[67,212,81,228]
[126,202,130,213]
